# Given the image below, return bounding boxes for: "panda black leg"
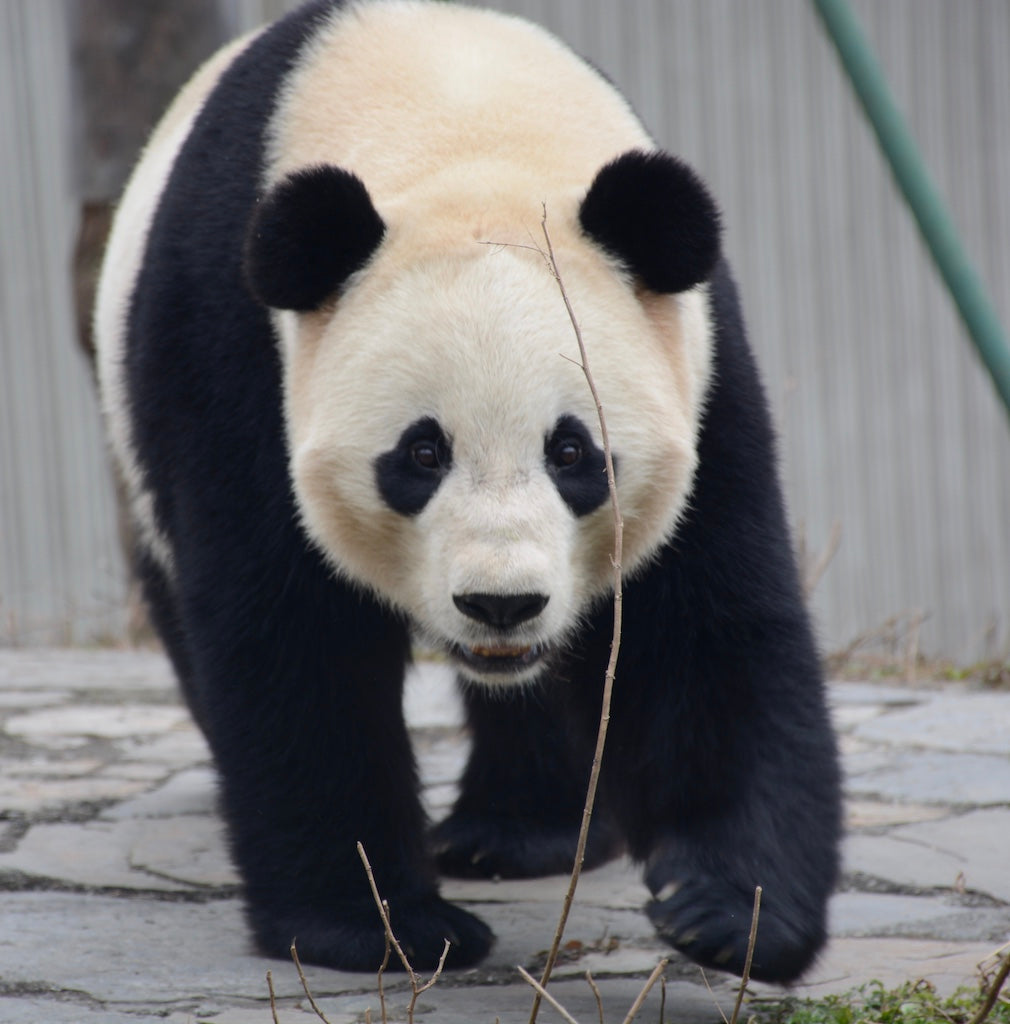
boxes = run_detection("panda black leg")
[564,262,841,983]
[170,553,493,972]
[431,683,622,879]
[575,550,840,984]
[619,613,841,983]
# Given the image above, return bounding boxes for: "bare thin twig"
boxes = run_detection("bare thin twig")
[728,887,762,1024]
[415,940,451,996]
[527,208,624,1024]
[699,968,730,1024]
[518,965,581,1024]
[376,902,392,1024]
[903,609,925,683]
[267,970,280,1024]
[659,975,667,1024]
[357,842,419,983]
[586,970,605,1024]
[801,520,842,599]
[826,608,932,674]
[620,958,669,1024]
[407,938,452,1023]
[291,941,333,1023]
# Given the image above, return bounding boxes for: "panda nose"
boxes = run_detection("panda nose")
[453,592,549,629]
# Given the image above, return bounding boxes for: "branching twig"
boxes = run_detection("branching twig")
[356,841,451,1024]
[526,208,625,1024]
[728,886,762,1024]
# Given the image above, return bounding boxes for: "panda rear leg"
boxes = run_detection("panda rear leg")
[431,682,622,879]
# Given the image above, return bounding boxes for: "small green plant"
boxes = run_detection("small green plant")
[761,976,1010,1024]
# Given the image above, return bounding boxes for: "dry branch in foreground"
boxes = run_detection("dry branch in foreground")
[525,208,625,1024]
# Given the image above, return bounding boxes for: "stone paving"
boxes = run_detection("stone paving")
[0,649,1007,1024]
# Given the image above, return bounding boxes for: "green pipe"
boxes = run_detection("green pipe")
[812,0,1010,424]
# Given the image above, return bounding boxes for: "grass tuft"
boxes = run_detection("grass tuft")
[760,977,1010,1024]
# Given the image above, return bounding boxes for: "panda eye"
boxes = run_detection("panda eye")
[550,438,583,469]
[375,417,451,516]
[545,415,611,517]
[410,439,443,471]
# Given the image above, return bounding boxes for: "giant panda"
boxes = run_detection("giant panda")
[95,0,841,982]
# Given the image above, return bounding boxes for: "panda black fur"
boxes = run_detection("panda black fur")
[95,0,841,981]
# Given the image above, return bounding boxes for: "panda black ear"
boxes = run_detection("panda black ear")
[579,150,721,294]
[244,165,385,311]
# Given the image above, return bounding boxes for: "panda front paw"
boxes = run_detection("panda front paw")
[645,869,826,983]
[431,811,621,879]
[249,893,494,972]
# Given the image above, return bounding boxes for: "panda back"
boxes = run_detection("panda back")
[97,1,343,564]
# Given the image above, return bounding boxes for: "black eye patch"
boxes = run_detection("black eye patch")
[374,417,452,516]
[545,415,613,516]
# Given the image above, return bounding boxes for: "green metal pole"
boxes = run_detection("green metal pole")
[812,0,1010,425]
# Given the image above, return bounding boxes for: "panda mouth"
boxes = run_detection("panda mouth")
[453,642,545,673]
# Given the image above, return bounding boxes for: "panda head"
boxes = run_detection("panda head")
[245,150,720,685]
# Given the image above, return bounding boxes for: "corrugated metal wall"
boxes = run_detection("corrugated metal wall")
[2,0,1008,660]
[0,2,125,643]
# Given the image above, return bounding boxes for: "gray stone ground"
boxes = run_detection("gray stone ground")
[0,649,1007,1024]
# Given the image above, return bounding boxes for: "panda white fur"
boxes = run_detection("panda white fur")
[95,0,840,981]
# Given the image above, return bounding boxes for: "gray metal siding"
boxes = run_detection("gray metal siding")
[1,1,127,644]
[2,0,1008,659]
